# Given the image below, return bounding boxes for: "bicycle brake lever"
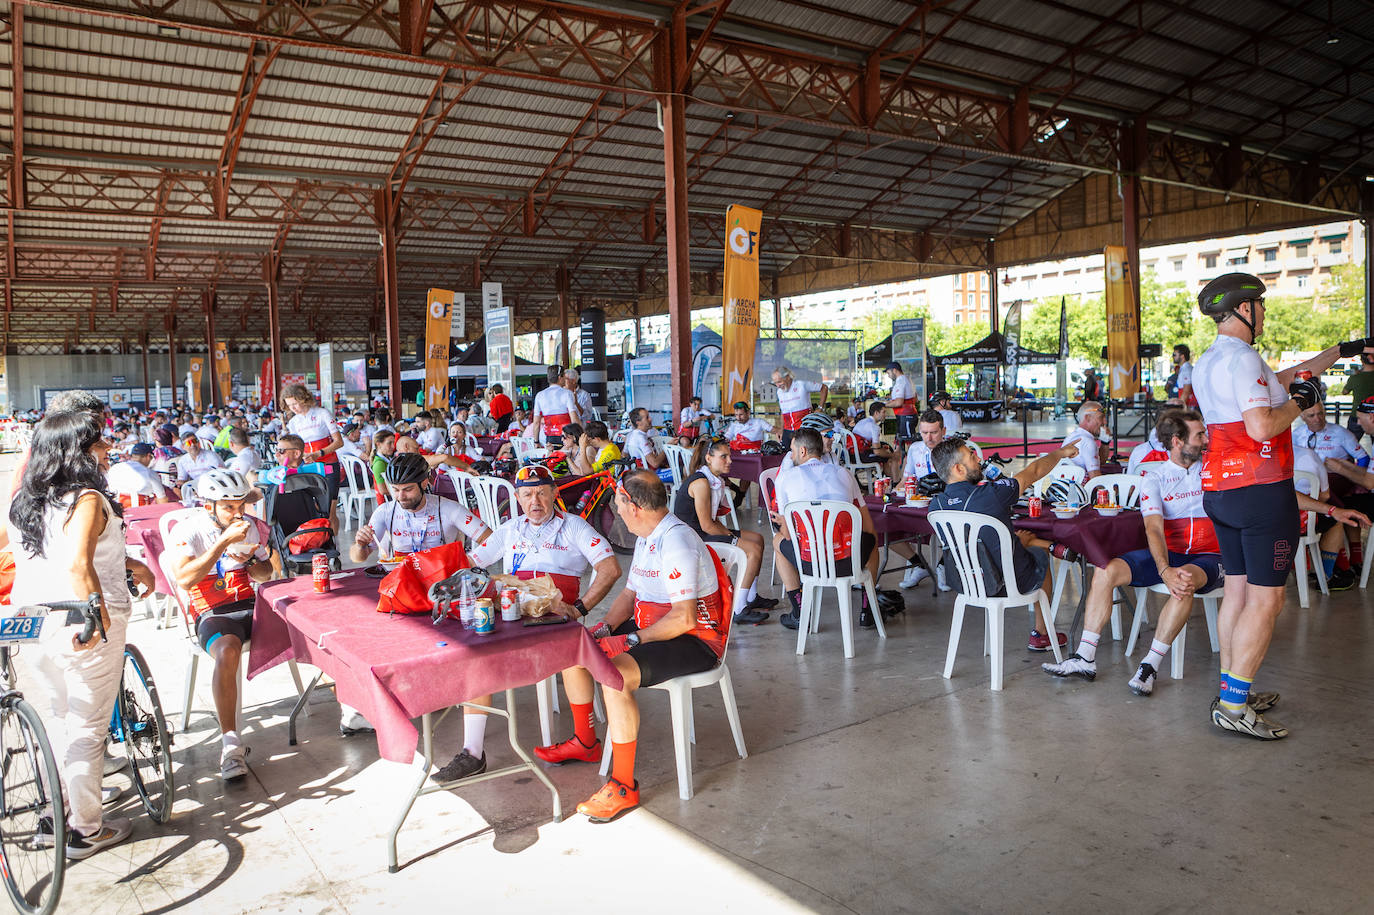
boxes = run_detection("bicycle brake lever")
[79,593,107,644]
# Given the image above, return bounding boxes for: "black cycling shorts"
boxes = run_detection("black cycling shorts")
[780,530,877,578]
[196,599,255,651]
[612,620,718,688]
[1203,480,1300,588]
[895,414,916,442]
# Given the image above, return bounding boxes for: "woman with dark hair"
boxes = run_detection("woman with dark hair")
[671,437,775,624]
[8,410,155,859]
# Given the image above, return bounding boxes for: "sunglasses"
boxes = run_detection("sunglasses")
[275,447,300,455]
[514,464,554,483]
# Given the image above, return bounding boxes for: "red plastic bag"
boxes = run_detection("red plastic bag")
[285,517,332,554]
[376,541,471,615]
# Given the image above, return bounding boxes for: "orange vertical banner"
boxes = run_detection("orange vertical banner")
[1103,245,1140,399]
[187,356,204,412]
[424,288,457,410]
[214,342,232,405]
[721,204,762,407]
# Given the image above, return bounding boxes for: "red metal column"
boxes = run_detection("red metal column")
[264,268,283,410]
[375,187,403,411]
[557,265,570,367]
[1121,121,1146,324]
[203,288,220,407]
[659,11,692,422]
[8,4,24,209]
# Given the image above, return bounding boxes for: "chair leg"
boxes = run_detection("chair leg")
[988,603,1005,691]
[1203,597,1220,653]
[1048,559,1075,629]
[182,650,199,733]
[1362,536,1374,589]
[1039,595,1063,663]
[288,660,305,697]
[1170,623,1187,680]
[592,685,604,723]
[665,682,694,801]
[1126,589,1149,656]
[795,585,812,656]
[719,668,747,759]
[1313,542,1329,595]
[1295,544,1311,608]
[1109,588,1123,642]
[943,596,967,679]
[864,578,887,639]
[235,655,245,733]
[837,586,855,659]
[598,736,612,777]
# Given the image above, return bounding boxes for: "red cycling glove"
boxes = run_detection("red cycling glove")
[598,634,630,659]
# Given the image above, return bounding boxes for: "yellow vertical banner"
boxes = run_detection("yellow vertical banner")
[1103,245,1140,399]
[214,342,232,405]
[425,288,456,410]
[721,204,762,407]
[187,357,204,412]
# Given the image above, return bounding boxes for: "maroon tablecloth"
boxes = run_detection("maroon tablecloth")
[729,452,784,485]
[864,496,1145,569]
[124,501,184,526]
[248,574,624,763]
[475,436,503,458]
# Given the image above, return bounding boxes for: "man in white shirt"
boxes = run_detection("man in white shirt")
[1060,401,1106,479]
[623,407,668,473]
[1126,421,1170,476]
[1296,400,1369,469]
[564,368,594,422]
[408,413,444,454]
[930,390,964,436]
[771,428,881,630]
[722,401,776,451]
[902,410,946,480]
[850,402,900,479]
[107,443,170,507]
[336,423,366,461]
[225,428,261,482]
[174,432,225,486]
[1170,344,1197,408]
[676,395,711,445]
[529,366,581,446]
[772,365,827,449]
[885,361,918,442]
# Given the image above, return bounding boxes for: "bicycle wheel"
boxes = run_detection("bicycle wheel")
[0,697,65,915]
[591,492,637,555]
[118,645,174,824]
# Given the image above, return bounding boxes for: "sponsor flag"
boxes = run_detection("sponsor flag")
[187,357,203,411]
[1002,298,1023,390]
[1058,296,1069,359]
[721,204,762,407]
[1103,245,1140,398]
[259,357,274,408]
[424,288,457,411]
[214,342,231,405]
[1056,297,1069,410]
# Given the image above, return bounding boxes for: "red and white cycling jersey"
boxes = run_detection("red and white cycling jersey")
[724,418,771,451]
[774,458,862,561]
[170,512,271,620]
[1138,459,1219,554]
[1296,422,1367,466]
[627,514,726,658]
[366,493,487,558]
[777,380,822,430]
[287,407,341,464]
[1127,434,1169,476]
[1194,334,1293,491]
[889,373,916,415]
[533,385,578,441]
[851,417,881,449]
[469,510,612,603]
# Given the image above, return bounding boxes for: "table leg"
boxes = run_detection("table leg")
[497,688,562,823]
[387,712,437,873]
[288,670,325,747]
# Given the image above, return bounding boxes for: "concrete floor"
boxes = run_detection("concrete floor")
[8,423,1374,914]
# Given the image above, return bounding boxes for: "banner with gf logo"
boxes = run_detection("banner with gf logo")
[214,342,231,405]
[425,288,461,409]
[722,204,762,408]
[1103,246,1140,399]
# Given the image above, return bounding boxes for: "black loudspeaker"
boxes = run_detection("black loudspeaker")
[1100,343,1163,359]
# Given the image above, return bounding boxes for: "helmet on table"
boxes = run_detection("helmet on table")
[761,440,787,455]
[1042,477,1088,508]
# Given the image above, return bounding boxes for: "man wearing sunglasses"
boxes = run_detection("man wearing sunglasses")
[429,461,621,784]
[1060,401,1107,480]
[174,429,225,487]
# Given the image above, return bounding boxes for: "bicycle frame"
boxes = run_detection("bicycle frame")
[555,467,617,521]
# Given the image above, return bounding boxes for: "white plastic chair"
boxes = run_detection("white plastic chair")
[158,511,304,733]
[465,432,481,458]
[598,542,748,800]
[663,444,692,503]
[1086,473,1146,509]
[760,467,781,586]
[1032,460,1086,496]
[1125,580,1221,679]
[462,475,518,530]
[1292,469,1328,608]
[929,509,1063,690]
[781,500,886,658]
[831,432,878,487]
[337,455,375,530]
[512,437,548,462]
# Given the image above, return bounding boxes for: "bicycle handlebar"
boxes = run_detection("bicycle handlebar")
[21,594,106,644]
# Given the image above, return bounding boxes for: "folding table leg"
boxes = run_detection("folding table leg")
[388,713,435,874]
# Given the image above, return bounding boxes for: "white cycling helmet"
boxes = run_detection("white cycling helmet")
[196,469,252,502]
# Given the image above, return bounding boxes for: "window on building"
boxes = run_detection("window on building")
[1330,239,1343,255]
[1293,243,1308,258]
[1262,248,1277,263]
[981,293,988,307]
[954,311,962,324]
[967,292,976,307]
[1171,257,1184,272]
[1203,254,1218,269]
[1227,255,1246,266]
[1296,273,1310,289]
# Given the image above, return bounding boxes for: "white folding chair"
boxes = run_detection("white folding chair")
[1125,580,1221,679]
[462,475,518,530]
[782,500,886,658]
[760,467,781,586]
[158,512,305,733]
[663,444,692,504]
[1032,460,1086,496]
[337,455,375,530]
[465,432,481,458]
[512,437,548,463]
[598,542,748,800]
[1292,469,1328,608]
[1086,473,1147,509]
[832,432,878,487]
[929,509,1063,690]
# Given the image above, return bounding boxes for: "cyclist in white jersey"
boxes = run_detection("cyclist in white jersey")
[536,470,727,824]
[1296,400,1368,469]
[107,442,170,507]
[1192,272,1374,739]
[528,368,581,446]
[1060,402,1106,479]
[902,410,946,480]
[772,365,827,449]
[349,454,489,564]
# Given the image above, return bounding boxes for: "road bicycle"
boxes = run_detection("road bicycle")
[109,644,174,825]
[555,457,639,555]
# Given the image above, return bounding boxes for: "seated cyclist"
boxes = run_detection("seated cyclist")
[432,463,622,783]
[167,470,276,781]
[586,421,622,470]
[850,401,901,479]
[623,407,670,478]
[672,437,775,625]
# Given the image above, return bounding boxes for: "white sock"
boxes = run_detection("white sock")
[463,713,487,757]
[1143,639,1170,670]
[1076,630,1100,663]
[733,587,747,612]
[222,730,241,752]
[746,581,757,602]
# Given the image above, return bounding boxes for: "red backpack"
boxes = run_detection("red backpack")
[285,517,332,554]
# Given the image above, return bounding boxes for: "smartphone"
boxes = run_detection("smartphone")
[522,615,569,627]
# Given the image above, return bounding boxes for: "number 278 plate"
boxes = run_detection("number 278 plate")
[0,615,44,644]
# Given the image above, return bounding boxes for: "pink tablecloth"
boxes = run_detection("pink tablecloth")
[248,574,625,763]
[729,452,784,485]
[124,501,184,526]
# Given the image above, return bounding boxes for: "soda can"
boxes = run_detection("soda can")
[311,554,330,593]
[1028,495,1043,518]
[473,598,495,634]
[1096,487,1110,507]
[904,476,916,500]
[1295,370,1312,381]
[499,587,521,622]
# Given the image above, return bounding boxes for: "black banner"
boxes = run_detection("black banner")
[578,308,606,406]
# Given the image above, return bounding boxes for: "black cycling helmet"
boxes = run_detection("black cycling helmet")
[761,440,787,455]
[1359,395,1374,415]
[930,390,951,407]
[384,452,431,486]
[1198,273,1265,321]
[800,411,834,434]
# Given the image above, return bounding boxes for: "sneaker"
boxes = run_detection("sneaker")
[1327,568,1356,591]
[533,735,602,765]
[103,753,128,777]
[339,708,375,736]
[744,594,778,611]
[1211,701,1289,740]
[577,777,640,823]
[935,565,951,592]
[1027,629,1069,652]
[900,565,930,589]
[733,608,769,626]
[431,749,486,783]
[1248,691,1280,712]
[859,607,876,630]
[65,817,132,860]
[778,610,801,630]
[101,784,122,806]
[1049,543,1080,563]
[33,815,56,850]
[1041,652,1096,680]
[221,746,249,781]
[1129,662,1157,696]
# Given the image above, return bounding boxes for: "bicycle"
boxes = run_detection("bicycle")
[108,644,174,825]
[0,594,107,915]
[555,457,639,555]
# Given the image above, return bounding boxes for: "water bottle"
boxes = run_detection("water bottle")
[983,461,1001,480]
[574,488,593,513]
[458,578,476,629]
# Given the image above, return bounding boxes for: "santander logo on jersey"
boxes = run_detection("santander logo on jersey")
[1257,377,1267,386]
[668,569,682,580]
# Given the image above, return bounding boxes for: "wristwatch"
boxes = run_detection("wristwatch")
[625,633,641,649]
[573,599,588,618]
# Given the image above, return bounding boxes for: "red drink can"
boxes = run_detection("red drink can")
[1295,370,1312,381]
[312,554,330,593]
[1028,495,1043,518]
[1096,488,1110,507]
[500,587,521,621]
[904,476,916,500]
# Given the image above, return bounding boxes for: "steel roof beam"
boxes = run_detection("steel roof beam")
[216,40,282,219]
[6,5,24,209]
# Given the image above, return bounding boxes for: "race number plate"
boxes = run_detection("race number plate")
[0,614,44,644]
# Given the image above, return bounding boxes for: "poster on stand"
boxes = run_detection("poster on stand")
[891,317,927,410]
[214,342,231,405]
[483,283,514,399]
[318,343,335,414]
[1104,245,1141,398]
[721,204,762,407]
[423,289,460,411]
[187,358,203,411]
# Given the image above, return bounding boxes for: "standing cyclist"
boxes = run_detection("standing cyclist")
[1193,272,1374,739]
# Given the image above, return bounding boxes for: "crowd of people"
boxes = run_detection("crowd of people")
[4,270,1371,857]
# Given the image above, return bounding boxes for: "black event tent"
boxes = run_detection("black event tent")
[930,331,1058,367]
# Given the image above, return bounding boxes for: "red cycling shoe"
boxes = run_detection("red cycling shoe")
[533,735,602,765]
[577,777,640,823]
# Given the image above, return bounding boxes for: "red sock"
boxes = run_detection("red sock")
[610,739,637,786]
[1336,548,1351,572]
[571,702,597,747]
